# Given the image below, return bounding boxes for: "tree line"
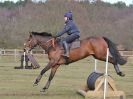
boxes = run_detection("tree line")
[0,0,133,9]
[0,0,133,49]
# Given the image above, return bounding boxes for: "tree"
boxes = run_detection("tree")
[0,0,27,8]
[114,1,126,8]
[129,1,133,8]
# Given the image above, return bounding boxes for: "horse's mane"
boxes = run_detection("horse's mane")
[31,31,52,37]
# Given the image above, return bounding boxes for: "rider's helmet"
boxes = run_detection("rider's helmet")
[64,11,73,20]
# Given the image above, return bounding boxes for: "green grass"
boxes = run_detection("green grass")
[0,55,132,99]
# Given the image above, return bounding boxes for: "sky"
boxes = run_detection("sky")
[102,0,133,6]
[0,0,47,3]
[0,0,132,5]
[0,0,22,3]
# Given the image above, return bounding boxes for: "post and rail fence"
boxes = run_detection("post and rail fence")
[0,49,133,62]
[0,49,133,56]
[0,49,46,62]
[0,49,45,56]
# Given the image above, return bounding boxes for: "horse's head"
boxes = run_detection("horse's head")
[24,32,38,53]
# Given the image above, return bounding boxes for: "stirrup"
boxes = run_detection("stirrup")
[61,54,69,58]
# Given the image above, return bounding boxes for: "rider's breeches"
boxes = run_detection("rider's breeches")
[63,34,79,43]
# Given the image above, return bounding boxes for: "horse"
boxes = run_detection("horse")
[24,31,127,92]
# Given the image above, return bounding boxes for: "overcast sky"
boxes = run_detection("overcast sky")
[102,0,132,5]
[0,0,132,5]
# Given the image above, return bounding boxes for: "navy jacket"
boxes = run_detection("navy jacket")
[56,20,80,37]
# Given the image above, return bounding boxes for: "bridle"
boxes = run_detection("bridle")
[25,34,56,53]
[25,35,38,53]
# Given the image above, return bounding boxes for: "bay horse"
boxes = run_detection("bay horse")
[24,31,126,92]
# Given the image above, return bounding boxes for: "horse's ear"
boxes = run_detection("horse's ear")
[29,32,32,37]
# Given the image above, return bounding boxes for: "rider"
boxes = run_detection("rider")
[55,11,80,58]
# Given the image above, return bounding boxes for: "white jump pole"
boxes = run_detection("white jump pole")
[104,48,109,99]
[23,51,26,69]
[94,59,97,72]
[0,49,1,61]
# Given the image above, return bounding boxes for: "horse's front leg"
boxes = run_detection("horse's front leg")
[33,60,55,86]
[40,65,59,92]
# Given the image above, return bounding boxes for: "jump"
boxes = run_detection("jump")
[24,31,127,92]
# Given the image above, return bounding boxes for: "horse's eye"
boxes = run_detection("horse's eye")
[28,39,30,41]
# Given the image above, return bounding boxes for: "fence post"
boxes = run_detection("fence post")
[23,51,26,69]
[3,49,5,55]
[14,49,17,62]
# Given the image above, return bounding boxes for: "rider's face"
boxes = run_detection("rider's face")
[64,17,68,22]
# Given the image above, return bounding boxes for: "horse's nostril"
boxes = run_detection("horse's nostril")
[23,48,26,52]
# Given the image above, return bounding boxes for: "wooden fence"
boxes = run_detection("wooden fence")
[0,49,132,63]
[0,49,133,57]
[0,49,45,56]
[119,50,133,57]
[0,49,45,62]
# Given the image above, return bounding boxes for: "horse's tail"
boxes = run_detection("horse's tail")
[103,37,127,65]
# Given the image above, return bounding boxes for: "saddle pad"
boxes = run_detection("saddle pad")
[70,40,80,49]
[60,40,80,50]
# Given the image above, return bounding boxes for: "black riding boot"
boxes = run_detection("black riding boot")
[62,41,69,58]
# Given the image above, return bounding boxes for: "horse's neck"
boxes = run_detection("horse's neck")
[36,36,51,43]
[36,36,55,52]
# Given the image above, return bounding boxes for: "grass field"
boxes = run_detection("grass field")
[0,55,132,99]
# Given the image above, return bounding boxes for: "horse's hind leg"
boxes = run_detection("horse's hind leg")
[114,64,125,77]
[94,54,125,77]
[108,57,125,77]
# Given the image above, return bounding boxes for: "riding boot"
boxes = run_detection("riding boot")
[62,41,69,58]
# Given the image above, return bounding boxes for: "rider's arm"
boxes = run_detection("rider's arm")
[56,25,71,37]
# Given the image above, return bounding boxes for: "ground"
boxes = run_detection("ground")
[0,55,132,99]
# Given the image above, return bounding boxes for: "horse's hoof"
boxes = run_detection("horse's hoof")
[33,83,38,86]
[40,88,47,93]
[33,79,39,86]
[33,66,40,69]
[118,72,125,77]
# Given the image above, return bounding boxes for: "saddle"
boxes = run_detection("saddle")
[59,38,81,50]
[68,39,80,49]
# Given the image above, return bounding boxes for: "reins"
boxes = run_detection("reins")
[46,38,55,48]
[44,38,56,53]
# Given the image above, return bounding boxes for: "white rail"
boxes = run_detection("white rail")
[0,49,132,56]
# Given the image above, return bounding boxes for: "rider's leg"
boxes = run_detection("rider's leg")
[65,34,80,43]
[62,34,80,58]
[62,40,69,57]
